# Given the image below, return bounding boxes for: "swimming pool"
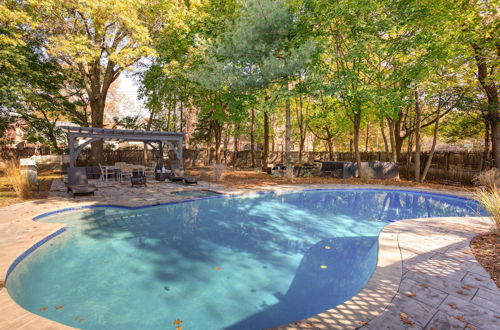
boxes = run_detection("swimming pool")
[6,189,485,329]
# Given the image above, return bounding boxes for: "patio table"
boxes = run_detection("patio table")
[102,165,121,182]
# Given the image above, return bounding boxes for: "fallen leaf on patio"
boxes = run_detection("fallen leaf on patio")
[399,313,415,326]
[453,315,466,323]
[430,328,437,330]
[419,283,429,288]
[465,324,475,330]
[449,303,457,309]
[406,292,416,297]
[39,307,48,311]
[474,277,484,282]
[462,251,472,255]
[55,305,65,310]
[172,319,182,325]
[462,285,477,290]
[214,266,221,271]
[357,321,367,326]
[320,265,328,269]
[456,290,466,295]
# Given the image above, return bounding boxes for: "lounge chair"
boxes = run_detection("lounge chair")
[67,167,97,197]
[183,176,199,185]
[167,168,185,182]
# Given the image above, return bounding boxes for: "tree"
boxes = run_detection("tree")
[1,5,81,153]
[26,0,163,163]
[200,0,315,170]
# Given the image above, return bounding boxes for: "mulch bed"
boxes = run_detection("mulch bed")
[194,169,474,192]
[470,232,500,289]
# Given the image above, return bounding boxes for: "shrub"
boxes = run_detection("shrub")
[360,165,375,181]
[212,163,226,182]
[4,161,31,199]
[475,188,500,234]
[474,168,500,192]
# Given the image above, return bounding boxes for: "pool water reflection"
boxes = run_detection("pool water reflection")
[6,189,484,329]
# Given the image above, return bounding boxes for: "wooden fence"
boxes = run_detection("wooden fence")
[1,147,488,185]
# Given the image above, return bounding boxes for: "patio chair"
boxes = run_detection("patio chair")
[120,164,134,181]
[67,167,97,197]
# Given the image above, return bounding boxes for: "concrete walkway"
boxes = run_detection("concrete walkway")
[0,184,498,330]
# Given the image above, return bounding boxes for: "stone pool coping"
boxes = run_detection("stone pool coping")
[0,184,497,329]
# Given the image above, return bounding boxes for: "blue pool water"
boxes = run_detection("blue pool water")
[7,189,484,329]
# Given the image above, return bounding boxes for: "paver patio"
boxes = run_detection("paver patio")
[0,182,498,330]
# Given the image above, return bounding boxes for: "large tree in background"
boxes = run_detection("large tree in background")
[199,0,315,170]
[25,0,166,163]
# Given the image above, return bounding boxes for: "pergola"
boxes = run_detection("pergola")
[61,126,185,168]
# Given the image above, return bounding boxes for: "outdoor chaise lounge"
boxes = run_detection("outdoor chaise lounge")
[166,167,199,185]
[183,176,199,185]
[67,167,97,197]
[167,168,186,182]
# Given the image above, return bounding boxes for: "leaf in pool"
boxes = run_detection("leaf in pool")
[173,319,182,325]
[324,246,331,249]
[55,305,65,310]
[214,266,221,271]
[320,265,328,269]
[74,317,85,323]
[176,326,183,330]
[39,307,48,311]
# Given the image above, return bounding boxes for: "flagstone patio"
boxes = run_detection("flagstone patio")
[0,183,498,330]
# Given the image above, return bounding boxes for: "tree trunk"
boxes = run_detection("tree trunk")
[421,109,440,182]
[387,118,397,162]
[285,96,291,165]
[493,121,500,168]
[482,119,491,170]
[214,122,222,164]
[380,121,389,160]
[353,111,362,178]
[250,108,256,168]
[89,98,105,166]
[365,121,370,152]
[327,137,334,161]
[83,62,118,166]
[473,44,499,168]
[262,111,270,172]
[414,91,421,182]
